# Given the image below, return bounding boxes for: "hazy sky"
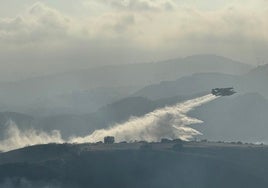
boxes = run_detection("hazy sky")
[0,0,268,81]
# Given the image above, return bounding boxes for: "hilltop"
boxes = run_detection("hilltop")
[0,142,267,188]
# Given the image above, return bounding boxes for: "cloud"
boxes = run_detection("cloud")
[0,1,268,80]
[0,2,78,46]
[85,0,176,12]
[114,14,135,32]
[1,1,268,53]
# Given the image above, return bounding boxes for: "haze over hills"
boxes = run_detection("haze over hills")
[0,61,267,143]
[0,56,267,187]
[2,0,268,187]
[134,73,239,99]
[84,93,268,144]
[241,64,268,97]
[1,93,268,144]
[191,92,268,143]
[129,65,268,143]
[0,95,199,139]
[0,55,252,116]
[134,64,268,100]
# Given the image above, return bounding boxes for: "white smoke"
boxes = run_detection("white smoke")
[0,94,218,152]
[71,94,218,143]
[0,120,64,152]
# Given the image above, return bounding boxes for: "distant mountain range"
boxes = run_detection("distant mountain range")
[132,64,268,142]
[0,54,252,115]
[1,93,268,143]
[0,55,267,143]
[133,73,238,99]
[134,64,268,100]
[0,95,196,139]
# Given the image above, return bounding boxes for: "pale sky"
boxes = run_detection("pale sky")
[0,0,268,81]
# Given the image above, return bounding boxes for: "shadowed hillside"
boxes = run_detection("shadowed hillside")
[0,143,267,188]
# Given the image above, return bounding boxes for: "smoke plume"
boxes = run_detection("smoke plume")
[71,94,218,143]
[0,120,64,152]
[0,94,218,152]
